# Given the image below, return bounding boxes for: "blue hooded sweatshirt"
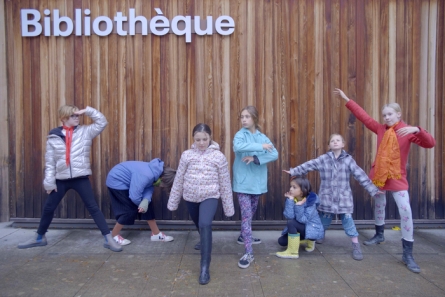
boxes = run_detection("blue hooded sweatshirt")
[106,159,164,206]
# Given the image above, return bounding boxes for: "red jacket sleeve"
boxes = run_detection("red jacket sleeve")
[345,100,381,134]
[410,126,436,148]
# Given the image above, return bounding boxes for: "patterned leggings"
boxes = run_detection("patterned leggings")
[238,193,260,255]
[373,190,413,241]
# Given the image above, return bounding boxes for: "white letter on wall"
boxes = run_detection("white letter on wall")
[92,16,113,36]
[215,16,235,36]
[53,9,74,37]
[21,9,42,37]
[194,16,212,35]
[129,8,148,35]
[171,15,191,42]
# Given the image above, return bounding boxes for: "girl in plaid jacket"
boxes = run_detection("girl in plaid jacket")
[284,134,380,261]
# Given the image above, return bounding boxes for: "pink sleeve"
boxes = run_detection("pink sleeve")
[217,154,235,217]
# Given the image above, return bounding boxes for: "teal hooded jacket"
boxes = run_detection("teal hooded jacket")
[232,128,278,194]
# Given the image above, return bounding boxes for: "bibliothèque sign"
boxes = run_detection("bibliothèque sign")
[21,8,235,43]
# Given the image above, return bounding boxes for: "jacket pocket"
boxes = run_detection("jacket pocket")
[339,189,352,208]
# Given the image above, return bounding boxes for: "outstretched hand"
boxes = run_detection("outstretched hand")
[396,126,420,137]
[282,170,291,175]
[333,88,350,102]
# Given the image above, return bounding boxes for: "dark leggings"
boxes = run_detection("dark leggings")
[278,219,307,247]
[186,198,218,229]
[37,177,110,236]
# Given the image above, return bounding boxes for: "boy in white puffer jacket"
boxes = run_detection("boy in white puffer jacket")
[18,105,121,252]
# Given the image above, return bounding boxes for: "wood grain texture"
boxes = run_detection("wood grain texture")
[0,0,9,221]
[2,0,444,222]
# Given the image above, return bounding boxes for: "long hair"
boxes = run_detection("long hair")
[240,106,261,131]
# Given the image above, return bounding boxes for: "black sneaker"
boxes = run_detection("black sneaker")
[237,235,262,245]
[238,253,254,269]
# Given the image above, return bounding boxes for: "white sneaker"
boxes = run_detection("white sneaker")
[238,253,254,269]
[113,234,131,246]
[150,232,174,242]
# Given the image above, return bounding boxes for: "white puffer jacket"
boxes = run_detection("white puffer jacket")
[43,106,108,191]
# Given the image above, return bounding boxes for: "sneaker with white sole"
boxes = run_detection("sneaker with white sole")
[150,232,174,242]
[237,235,261,245]
[238,253,254,269]
[113,234,131,246]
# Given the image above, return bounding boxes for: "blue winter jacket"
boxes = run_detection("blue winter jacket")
[106,159,164,206]
[232,128,278,194]
[282,192,324,240]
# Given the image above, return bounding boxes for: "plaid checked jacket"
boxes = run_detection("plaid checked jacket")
[290,150,379,214]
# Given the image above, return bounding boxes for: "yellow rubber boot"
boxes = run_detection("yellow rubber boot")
[305,240,315,252]
[276,233,300,259]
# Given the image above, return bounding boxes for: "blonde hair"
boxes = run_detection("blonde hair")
[382,103,402,113]
[240,106,261,130]
[328,133,345,144]
[58,105,79,122]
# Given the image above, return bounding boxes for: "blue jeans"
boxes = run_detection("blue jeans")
[319,212,359,238]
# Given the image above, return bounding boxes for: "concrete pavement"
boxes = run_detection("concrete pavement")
[0,222,444,297]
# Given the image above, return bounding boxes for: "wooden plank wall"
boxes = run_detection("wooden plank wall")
[2,0,444,222]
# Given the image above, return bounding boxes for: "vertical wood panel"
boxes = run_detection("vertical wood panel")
[435,0,444,219]
[0,0,9,221]
[12,0,25,218]
[426,0,437,219]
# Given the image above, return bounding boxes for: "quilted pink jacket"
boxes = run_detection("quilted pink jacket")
[167,141,235,217]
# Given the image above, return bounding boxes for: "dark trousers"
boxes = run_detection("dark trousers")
[278,219,306,246]
[186,198,218,228]
[37,177,110,236]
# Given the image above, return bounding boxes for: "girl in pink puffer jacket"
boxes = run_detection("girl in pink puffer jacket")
[168,123,234,286]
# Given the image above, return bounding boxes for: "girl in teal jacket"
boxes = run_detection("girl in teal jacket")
[233,106,278,269]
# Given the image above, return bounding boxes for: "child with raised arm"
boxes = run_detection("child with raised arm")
[284,134,380,261]
[276,176,324,259]
[334,88,436,273]
[232,106,278,269]
[106,159,176,246]
[167,123,234,285]
[18,105,122,252]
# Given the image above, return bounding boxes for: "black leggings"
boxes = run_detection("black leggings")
[37,177,110,236]
[278,219,306,247]
[186,198,218,229]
